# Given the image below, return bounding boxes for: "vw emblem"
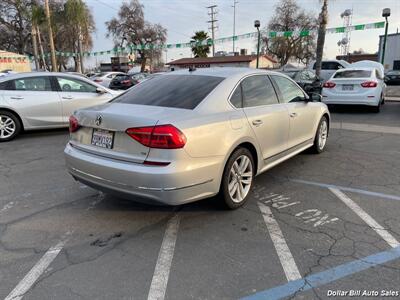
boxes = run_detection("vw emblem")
[95,115,103,126]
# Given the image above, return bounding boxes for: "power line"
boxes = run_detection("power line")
[207,5,218,57]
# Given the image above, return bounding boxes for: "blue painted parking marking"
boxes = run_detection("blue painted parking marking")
[241,246,400,300]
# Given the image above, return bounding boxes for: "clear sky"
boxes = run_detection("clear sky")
[83,0,400,67]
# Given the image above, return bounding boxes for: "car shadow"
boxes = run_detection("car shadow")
[328,104,376,114]
[18,128,69,140]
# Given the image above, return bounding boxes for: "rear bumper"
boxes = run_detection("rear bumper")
[321,94,380,106]
[64,143,223,205]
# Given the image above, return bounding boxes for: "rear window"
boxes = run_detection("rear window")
[112,75,224,109]
[334,70,371,78]
[114,74,129,80]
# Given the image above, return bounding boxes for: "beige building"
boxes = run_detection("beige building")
[167,55,278,70]
[0,51,31,72]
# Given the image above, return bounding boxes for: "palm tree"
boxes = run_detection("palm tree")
[191,31,210,58]
[64,0,92,73]
[315,0,328,77]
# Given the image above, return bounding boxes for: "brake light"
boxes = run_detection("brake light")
[69,115,80,133]
[121,80,131,85]
[126,124,186,149]
[361,81,377,88]
[94,79,102,82]
[323,81,336,88]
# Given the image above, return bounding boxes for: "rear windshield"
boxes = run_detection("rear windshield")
[114,74,129,80]
[387,70,400,75]
[334,70,371,78]
[112,74,224,109]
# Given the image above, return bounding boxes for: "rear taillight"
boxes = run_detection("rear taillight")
[126,124,186,149]
[323,81,336,88]
[121,80,131,85]
[69,115,80,133]
[94,79,102,82]
[361,81,377,88]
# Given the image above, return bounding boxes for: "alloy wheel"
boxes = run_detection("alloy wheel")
[228,155,253,203]
[318,120,328,150]
[0,115,16,139]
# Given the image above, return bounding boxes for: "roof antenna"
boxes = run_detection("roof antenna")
[189,65,196,72]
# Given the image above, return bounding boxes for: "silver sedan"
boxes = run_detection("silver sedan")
[65,68,330,209]
[0,72,120,141]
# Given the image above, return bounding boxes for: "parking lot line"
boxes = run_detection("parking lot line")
[258,202,301,282]
[291,178,400,201]
[4,240,66,300]
[241,245,400,300]
[329,188,400,248]
[147,214,180,300]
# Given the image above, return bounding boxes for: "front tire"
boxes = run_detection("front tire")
[0,111,21,142]
[220,148,255,209]
[310,116,328,153]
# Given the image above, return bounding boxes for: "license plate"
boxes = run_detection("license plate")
[342,84,354,91]
[91,129,114,149]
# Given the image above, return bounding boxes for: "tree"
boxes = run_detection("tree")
[0,0,32,54]
[315,0,328,77]
[190,31,210,58]
[44,0,57,71]
[106,0,167,72]
[263,0,317,66]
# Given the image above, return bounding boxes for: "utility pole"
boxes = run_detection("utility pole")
[207,5,218,57]
[232,1,238,54]
[44,0,57,71]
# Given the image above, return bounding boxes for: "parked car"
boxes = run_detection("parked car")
[109,73,151,90]
[321,67,385,112]
[91,72,126,88]
[384,70,400,85]
[0,72,120,142]
[280,69,322,96]
[307,60,350,82]
[65,68,330,209]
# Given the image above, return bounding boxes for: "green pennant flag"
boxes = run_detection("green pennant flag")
[336,27,345,33]
[269,32,277,38]
[355,24,365,30]
[375,21,385,28]
[284,31,293,37]
[300,30,310,37]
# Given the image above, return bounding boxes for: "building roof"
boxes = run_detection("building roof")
[167,55,277,65]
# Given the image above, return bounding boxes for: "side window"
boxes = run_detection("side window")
[271,75,306,103]
[0,81,14,90]
[56,77,97,93]
[308,71,316,80]
[229,84,242,108]
[241,75,279,108]
[13,77,52,91]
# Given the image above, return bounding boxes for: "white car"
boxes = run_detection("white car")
[91,72,126,88]
[321,67,386,112]
[307,60,350,82]
[0,72,120,141]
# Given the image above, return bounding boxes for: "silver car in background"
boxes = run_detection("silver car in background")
[0,72,120,141]
[65,68,330,209]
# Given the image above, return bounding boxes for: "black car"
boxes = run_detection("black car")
[109,73,149,90]
[384,70,400,86]
[281,69,322,95]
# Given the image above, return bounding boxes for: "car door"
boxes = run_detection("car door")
[1,76,63,128]
[55,76,113,123]
[240,75,290,160]
[271,75,318,149]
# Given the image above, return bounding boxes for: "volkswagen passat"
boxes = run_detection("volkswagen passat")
[65,68,330,209]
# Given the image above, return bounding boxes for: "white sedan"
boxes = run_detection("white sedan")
[91,72,126,88]
[0,72,120,141]
[321,67,386,112]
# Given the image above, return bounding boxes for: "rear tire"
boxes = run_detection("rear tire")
[0,110,21,142]
[310,116,328,154]
[220,147,255,210]
[372,103,381,113]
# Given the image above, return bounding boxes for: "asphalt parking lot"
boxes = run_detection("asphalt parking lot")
[1,102,400,300]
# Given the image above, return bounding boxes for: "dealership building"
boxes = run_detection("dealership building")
[378,32,400,70]
[167,55,278,70]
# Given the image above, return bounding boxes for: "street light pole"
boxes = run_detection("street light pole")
[254,20,261,69]
[381,8,391,65]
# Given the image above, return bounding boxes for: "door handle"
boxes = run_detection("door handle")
[290,112,298,118]
[252,119,263,126]
[10,96,24,100]
[62,96,73,100]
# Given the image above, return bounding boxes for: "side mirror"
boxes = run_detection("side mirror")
[96,87,107,94]
[310,93,322,102]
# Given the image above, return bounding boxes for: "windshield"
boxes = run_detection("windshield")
[112,74,224,109]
